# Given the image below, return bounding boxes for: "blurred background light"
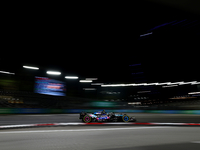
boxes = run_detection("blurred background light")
[65,76,79,79]
[179,81,197,85]
[167,81,184,85]
[191,82,200,85]
[188,92,200,95]
[144,83,159,86]
[0,71,15,75]
[156,82,171,85]
[79,80,92,83]
[23,66,39,70]
[101,81,200,87]
[162,85,178,88]
[91,83,103,85]
[86,78,98,80]
[46,71,61,75]
[83,88,96,90]
[140,32,153,37]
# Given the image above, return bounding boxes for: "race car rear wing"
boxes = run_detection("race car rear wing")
[79,112,87,119]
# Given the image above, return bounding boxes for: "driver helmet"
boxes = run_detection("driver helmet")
[102,110,106,114]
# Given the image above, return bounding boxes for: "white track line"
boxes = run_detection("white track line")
[58,123,85,125]
[0,126,173,134]
[0,124,36,128]
[0,122,200,129]
[150,123,188,125]
[191,141,200,144]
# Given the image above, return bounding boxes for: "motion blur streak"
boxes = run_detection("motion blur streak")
[79,80,92,83]
[83,88,96,90]
[64,76,78,79]
[101,81,199,87]
[23,66,39,70]
[162,85,178,88]
[0,71,15,75]
[85,78,98,80]
[0,126,172,134]
[46,71,61,75]
[140,32,153,37]
[188,92,200,94]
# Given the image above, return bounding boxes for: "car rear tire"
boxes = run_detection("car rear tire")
[82,115,92,123]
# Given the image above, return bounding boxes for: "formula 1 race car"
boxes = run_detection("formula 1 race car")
[79,110,136,123]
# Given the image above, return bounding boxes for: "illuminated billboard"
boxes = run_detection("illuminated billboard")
[34,77,66,96]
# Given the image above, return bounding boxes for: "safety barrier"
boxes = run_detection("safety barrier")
[0,108,200,114]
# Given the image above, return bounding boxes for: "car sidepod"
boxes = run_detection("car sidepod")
[130,116,136,122]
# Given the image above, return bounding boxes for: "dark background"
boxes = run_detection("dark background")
[1,0,200,83]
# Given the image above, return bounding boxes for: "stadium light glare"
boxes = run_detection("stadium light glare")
[0,71,15,75]
[162,85,178,88]
[144,83,158,86]
[179,81,197,85]
[46,71,61,75]
[156,82,171,85]
[134,83,147,86]
[191,82,200,85]
[83,88,96,90]
[91,83,104,85]
[65,76,79,79]
[188,92,200,94]
[86,78,98,80]
[23,66,39,70]
[101,81,200,87]
[79,80,92,83]
[167,81,184,85]
[140,32,153,37]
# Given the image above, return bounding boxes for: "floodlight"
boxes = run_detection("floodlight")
[46,71,61,75]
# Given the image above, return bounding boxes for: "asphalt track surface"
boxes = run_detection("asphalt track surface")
[0,113,200,125]
[0,126,200,150]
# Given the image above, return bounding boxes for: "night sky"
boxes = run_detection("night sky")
[1,1,200,83]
